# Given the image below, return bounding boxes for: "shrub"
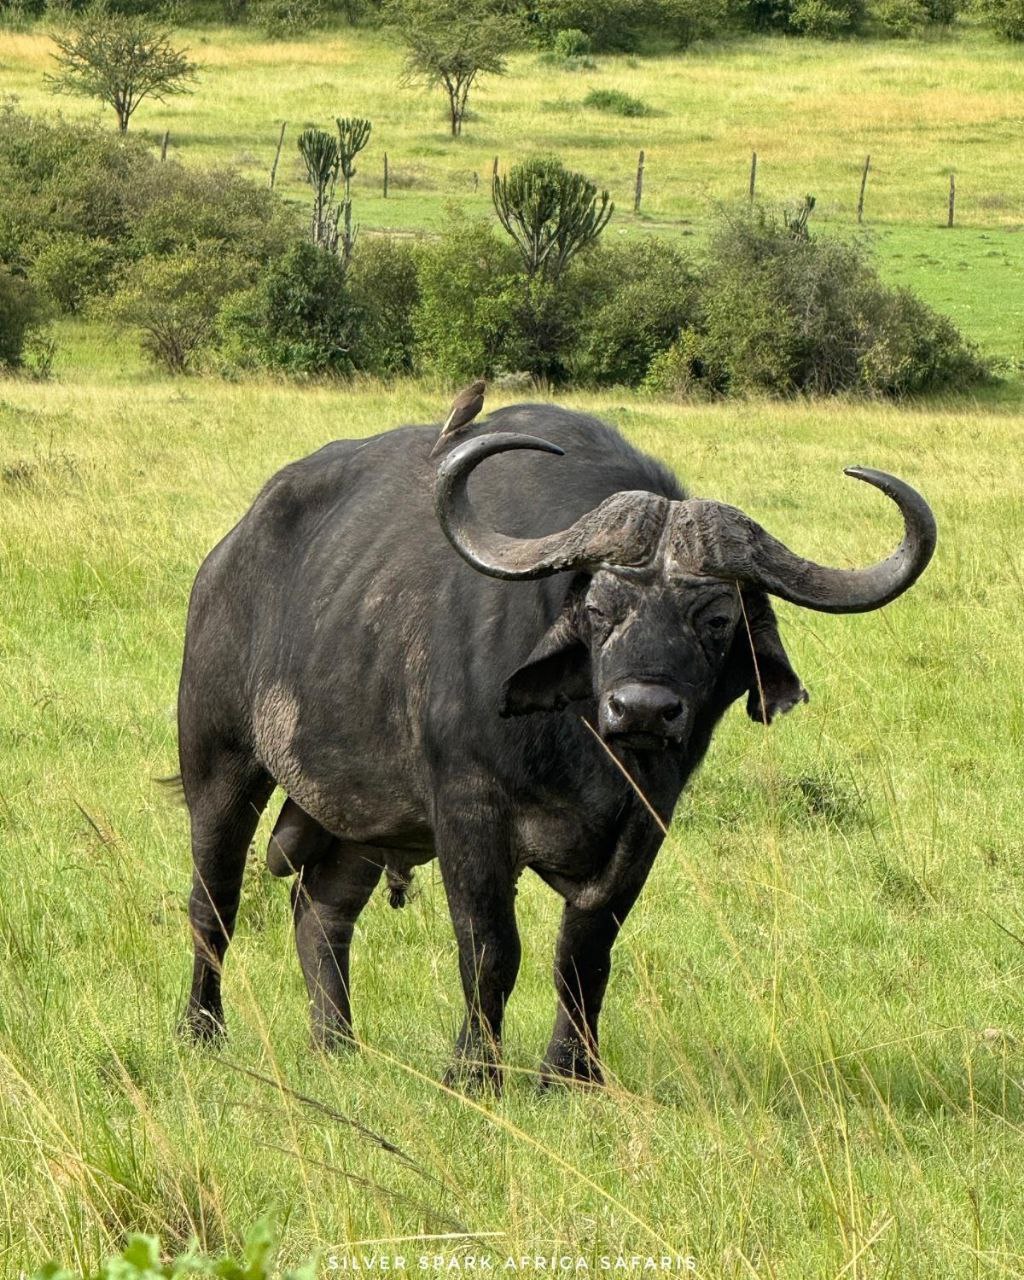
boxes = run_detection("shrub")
[30,231,115,313]
[0,104,147,261]
[107,246,244,373]
[673,208,986,398]
[346,235,420,376]
[0,106,299,297]
[788,0,865,33]
[533,0,726,49]
[583,87,652,116]
[29,1219,316,1279]
[0,269,45,369]
[571,238,699,386]
[981,0,1024,37]
[734,0,865,29]
[218,240,355,376]
[870,0,928,34]
[552,26,591,55]
[126,163,298,261]
[251,0,324,35]
[412,213,522,381]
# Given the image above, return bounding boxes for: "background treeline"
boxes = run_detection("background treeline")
[0,106,987,395]
[4,0,1024,44]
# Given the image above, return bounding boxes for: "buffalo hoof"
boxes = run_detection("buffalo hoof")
[311,1024,358,1055]
[539,1042,604,1090]
[442,1057,503,1096]
[178,1004,226,1045]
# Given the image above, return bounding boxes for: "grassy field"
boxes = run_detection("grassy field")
[2,367,1024,1276]
[3,24,1024,356]
[3,15,1024,1278]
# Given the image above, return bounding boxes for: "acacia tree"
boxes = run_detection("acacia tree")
[387,0,517,137]
[48,13,198,134]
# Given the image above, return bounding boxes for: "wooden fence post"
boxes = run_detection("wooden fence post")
[269,121,286,190]
[160,129,169,161]
[749,150,757,204]
[857,154,870,224]
[634,148,645,214]
[948,172,956,227]
[383,151,389,199]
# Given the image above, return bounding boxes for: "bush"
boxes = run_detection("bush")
[107,246,244,373]
[30,231,115,313]
[126,163,298,262]
[583,87,652,116]
[533,0,725,50]
[30,1219,316,1279]
[251,0,324,34]
[346,235,420,376]
[981,0,1024,37]
[0,106,300,314]
[0,269,45,369]
[788,0,865,33]
[571,237,700,385]
[870,0,928,35]
[217,240,355,376]
[669,209,986,398]
[552,25,591,55]
[0,103,146,262]
[412,213,523,381]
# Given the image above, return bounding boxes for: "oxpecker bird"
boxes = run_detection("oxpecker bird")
[430,379,486,457]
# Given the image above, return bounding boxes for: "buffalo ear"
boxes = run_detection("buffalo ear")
[736,590,809,725]
[500,603,592,717]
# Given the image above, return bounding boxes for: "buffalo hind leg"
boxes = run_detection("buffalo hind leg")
[438,830,521,1093]
[292,844,383,1050]
[180,759,273,1043]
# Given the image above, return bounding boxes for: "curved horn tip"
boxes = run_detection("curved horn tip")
[843,465,907,497]
[435,433,565,480]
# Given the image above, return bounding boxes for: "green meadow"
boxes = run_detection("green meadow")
[3,23,1024,355]
[3,17,1024,1279]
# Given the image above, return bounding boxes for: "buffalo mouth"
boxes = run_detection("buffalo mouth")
[601,729,680,753]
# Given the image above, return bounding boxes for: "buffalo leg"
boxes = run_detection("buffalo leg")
[540,902,628,1086]
[180,759,273,1042]
[292,844,383,1050]
[438,842,521,1091]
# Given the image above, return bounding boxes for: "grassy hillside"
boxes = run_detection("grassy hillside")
[2,371,1024,1274]
[2,24,1024,356]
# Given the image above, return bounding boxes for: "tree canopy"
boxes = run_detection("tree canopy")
[48,13,198,134]
[387,0,519,136]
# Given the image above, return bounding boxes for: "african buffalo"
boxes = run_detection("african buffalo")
[176,405,935,1087]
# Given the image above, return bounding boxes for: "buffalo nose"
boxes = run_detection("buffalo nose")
[600,683,686,740]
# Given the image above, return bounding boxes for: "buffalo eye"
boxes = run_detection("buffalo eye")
[705,614,732,634]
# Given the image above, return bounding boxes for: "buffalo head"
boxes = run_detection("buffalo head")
[435,433,936,752]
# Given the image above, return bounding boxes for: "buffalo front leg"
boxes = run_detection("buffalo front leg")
[438,830,521,1092]
[181,761,273,1043]
[292,844,383,1050]
[540,902,626,1087]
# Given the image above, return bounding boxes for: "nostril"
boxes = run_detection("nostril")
[661,700,683,723]
[608,695,625,718]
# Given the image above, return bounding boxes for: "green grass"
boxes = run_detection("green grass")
[2,367,1024,1275]
[3,17,1024,1276]
[3,23,1024,356]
